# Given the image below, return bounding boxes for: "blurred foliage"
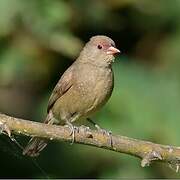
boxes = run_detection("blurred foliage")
[0,0,180,178]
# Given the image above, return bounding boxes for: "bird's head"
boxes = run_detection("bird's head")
[78,35,120,67]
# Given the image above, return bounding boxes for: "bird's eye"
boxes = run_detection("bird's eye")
[97,44,102,49]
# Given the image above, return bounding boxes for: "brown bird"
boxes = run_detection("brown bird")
[23,35,120,157]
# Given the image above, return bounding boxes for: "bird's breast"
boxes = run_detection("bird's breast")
[74,64,114,115]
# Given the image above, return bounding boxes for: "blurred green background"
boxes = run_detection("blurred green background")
[0,0,180,178]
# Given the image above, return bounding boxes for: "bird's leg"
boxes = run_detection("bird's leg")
[87,118,112,136]
[87,118,113,147]
[65,114,79,144]
[65,120,75,144]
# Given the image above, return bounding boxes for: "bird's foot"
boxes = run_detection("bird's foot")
[64,121,77,144]
[79,125,90,132]
[78,125,93,138]
[95,125,113,147]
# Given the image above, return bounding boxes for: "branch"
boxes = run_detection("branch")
[0,113,180,171]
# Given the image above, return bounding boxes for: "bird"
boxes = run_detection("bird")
[23,35,120,157]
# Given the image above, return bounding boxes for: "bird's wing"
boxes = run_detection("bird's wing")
[47,65,74,112]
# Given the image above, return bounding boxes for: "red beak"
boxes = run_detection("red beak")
[107,46,121,55]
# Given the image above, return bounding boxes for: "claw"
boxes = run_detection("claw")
[65,121,76,144]
[95,125,113,147]
[79,125,93,138]
[87,118,113,147]
[79,125,90,132]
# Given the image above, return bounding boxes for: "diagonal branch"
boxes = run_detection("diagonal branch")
[0,113,180,171]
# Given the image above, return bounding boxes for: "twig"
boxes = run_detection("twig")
[0,113,180,171]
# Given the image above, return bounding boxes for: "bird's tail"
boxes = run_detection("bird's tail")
[23,112,54,157]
